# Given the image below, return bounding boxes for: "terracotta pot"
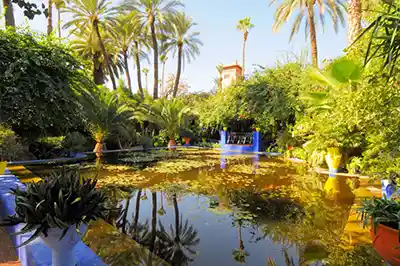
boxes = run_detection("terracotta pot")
[183,137,191,145]
[168,139,176,151]
[371,223,400,265]
[93,142,103,158]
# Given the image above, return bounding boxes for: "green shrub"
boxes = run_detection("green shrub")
[139,135,153,150]
[0,125,26,161]
[62,132,88,153]
[0,29,91,139]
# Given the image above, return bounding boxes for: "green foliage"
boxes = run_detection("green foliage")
[2,170,109,247]
[358,197,400,237]
[39,136,65,149]
[76,85,132,144]
[0,124,25,161]
[356,0,400,78]
[138,98,191,140]
[0,29,91,139]
[62,131,89,153]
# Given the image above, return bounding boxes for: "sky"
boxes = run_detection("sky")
[7,0,348,93]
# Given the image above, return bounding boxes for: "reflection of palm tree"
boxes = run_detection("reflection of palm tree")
[232,221,249,264]
[158,192,166,216]
[158,193,200,265]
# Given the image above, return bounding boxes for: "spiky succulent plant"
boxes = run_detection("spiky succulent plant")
[3,170,109,247]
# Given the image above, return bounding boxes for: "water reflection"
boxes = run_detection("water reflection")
[93,151,382,265]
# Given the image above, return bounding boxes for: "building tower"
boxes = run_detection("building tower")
[221,60,243,89]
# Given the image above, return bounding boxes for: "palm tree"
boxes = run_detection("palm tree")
[162,12,202,98]
[348,0,361,44]
[271,0,345,67]
[160,54,168,96]
[110,12,140,92]
[137,98,190,148]
[157,194,200,264]
[70,27,124,85]
[77,85,131,157]
[232,221,249,263]
[2,0,15,27]
[142,67,149,89]
[236,17,254,78]
[128,0,183,99]
[54,0,67,38]
[47,0,53,35]
[63,0,119,90]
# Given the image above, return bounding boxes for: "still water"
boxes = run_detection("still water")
[26,149,382,266]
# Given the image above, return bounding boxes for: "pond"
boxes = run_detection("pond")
[22,149,383,266]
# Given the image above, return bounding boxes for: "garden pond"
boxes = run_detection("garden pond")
[15,149,384,266]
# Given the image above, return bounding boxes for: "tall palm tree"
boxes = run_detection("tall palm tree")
[54,0,67,38]
[133,34,150,97]
[348,0,361,44]
[70,27,105,84]
[271,0,345,67]
[63,0,119,90]
[236,17,254,78]
[110,12,140,92]
[47,0,53,35]
[2,0,15,27]
[70,27,124,85]
[160,54,168,96]
[162,12,202,98]
[128,0,183,99]
[142,67,149,89]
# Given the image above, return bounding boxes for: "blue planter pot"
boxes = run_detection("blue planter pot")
[382,179,399,199]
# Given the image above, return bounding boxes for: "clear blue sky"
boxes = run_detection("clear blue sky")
[8,0,348,93]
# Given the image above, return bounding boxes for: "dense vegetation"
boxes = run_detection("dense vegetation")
[0,0,399,180]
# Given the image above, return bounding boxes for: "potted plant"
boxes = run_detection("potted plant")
[181,129,194,146]
[359,197,400,265]
[2,170,109,266]
[140,98,191,151]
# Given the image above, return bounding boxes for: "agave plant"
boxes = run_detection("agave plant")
[359,197,400,239]
[2,170,109,247]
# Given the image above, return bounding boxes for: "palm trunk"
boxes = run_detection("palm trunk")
[134,41,144,97]
[238,223,244,251]
[150,18,159,99]
[173,45,183,98]
[2,0,15,27]
[348,0,361,44]
[307,5,318,67]
[121,197,130,234]
[161,61,166,97]
[149,192,157,252]
[47,0,53,35]
[57,8,61,38]
[93,52,105,85]
[123,49,132,91]
[242,32,247,78]
[93,20,117,90]
[133,189,142,238]
[173,193,180,242]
